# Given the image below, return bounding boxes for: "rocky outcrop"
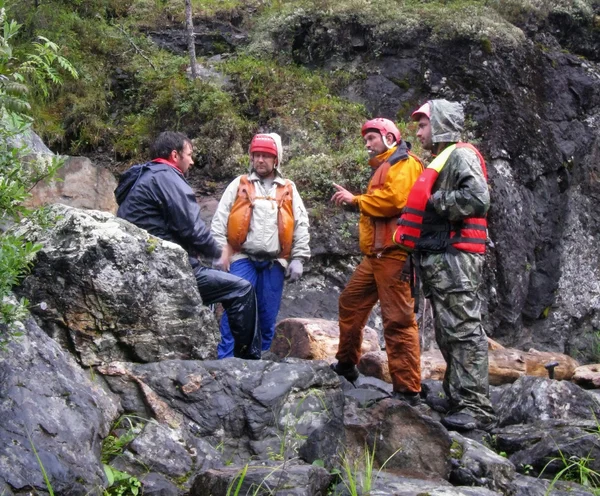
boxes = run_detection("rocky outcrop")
[16,205,219,365]
[496,375,600,426]
[449,432,516,494]
[0,318,121,495]
[253,1,600,363]
[25,156,119,214]
[344,399,453,479]
[99,358,344,466]
[7,301,600,494]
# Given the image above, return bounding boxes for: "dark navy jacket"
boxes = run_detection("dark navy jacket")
[115,162,221,259]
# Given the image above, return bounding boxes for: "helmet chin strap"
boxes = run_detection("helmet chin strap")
[382,134,397,150]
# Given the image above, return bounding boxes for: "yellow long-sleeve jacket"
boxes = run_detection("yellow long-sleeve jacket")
[354,141,423,259]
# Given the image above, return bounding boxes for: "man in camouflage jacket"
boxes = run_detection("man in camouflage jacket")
[411,99,497,431]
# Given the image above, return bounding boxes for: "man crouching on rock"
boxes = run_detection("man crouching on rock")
[114,131,261,360]
[330,118,423,406]
[396,100,497,431]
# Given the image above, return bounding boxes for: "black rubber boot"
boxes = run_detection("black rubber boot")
[442,411,496,432]
[391,391,421,406]
[330,361,360,382]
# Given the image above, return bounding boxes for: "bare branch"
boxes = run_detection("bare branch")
[114,23,157,71]
[185,0,198,79]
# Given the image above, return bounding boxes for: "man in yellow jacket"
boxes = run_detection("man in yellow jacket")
[331,118,423,404]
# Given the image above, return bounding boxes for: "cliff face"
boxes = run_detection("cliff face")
[258,2,600,360]
[15,0,600,361]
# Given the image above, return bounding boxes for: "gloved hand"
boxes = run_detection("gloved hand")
[285,259,303,282]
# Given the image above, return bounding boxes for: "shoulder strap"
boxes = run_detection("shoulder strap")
[457,142,488,180]
[275,179,293,208]
[237,174,256,205]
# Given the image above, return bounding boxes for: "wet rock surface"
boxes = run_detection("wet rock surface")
[0,318,121,496]
[16,205,220,366]
[8,235,600,494]
[253,5,600,362]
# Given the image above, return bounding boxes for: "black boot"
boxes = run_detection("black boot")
[330,361,359,382]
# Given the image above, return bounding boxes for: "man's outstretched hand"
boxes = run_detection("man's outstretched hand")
[331,183,356,206]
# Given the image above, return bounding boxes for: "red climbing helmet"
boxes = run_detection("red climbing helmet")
[249,134,278,157]
[361,118,401,144]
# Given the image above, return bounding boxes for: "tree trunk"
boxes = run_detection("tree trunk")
[185,0,198,79]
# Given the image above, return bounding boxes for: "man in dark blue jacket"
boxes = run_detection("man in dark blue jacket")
[115,131,261,359]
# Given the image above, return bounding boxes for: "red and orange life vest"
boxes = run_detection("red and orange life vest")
[227,175,295,259]
[394,143,488,254]
[360,147,424,255]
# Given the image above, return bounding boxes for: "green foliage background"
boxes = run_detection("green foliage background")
[0,0,77,345]
[6,0,593,202]
[9,0,595,199]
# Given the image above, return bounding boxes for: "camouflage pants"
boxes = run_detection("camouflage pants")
[420,251,496,421]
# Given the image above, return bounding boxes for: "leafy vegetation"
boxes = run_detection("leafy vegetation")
[103,465,142,496]
[8,0,595,172]
[101,415,146,496]
[336,440,403,496]
[0,0,75,347]
[540,447,600,495]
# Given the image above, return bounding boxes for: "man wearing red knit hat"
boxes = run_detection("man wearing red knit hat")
[211,132,310,358]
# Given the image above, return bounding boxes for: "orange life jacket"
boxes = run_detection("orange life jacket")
[227,175,295,259]
[394,143,488,254]
[367,149,425,253]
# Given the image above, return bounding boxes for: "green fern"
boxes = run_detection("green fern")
[0,0,76,344]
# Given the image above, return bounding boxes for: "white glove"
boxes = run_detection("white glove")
[285,259,303,282]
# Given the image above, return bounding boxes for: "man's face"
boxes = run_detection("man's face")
[363,131,387,158]
[174,142,194,174]
[252,152,277,179]
[416,116,433,151]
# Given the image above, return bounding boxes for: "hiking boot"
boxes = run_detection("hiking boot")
[427,395,451,413]
[391,391,421,406]
[330,361,360,382]
[442,411,496,432]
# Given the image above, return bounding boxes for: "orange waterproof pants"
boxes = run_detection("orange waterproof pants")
[336,255,421,393]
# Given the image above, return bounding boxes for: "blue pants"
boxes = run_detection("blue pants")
[218,258,285,358]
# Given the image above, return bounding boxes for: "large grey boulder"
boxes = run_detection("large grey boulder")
[344,398,452,480]
[496,376,600,426]
[16,204,219,365]
[8,129,52,155]
[108,419,222,493]
[449,432,516,494]
[0,317,121,495]
[98,358,345,467]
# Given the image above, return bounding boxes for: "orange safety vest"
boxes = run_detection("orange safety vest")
[367,150,424,253]
[394,143,488,254]
[227,175,295,259]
